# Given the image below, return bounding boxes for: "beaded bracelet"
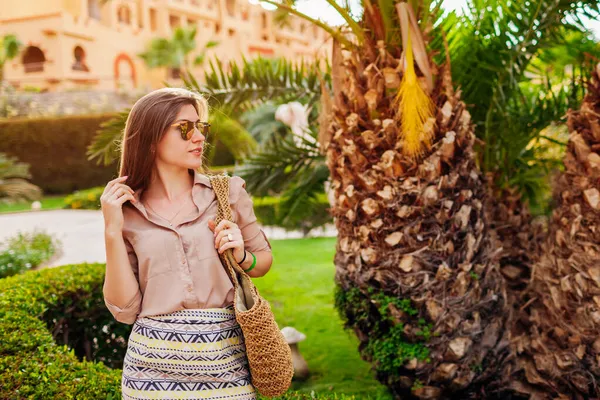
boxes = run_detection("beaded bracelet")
[243,252,257,272]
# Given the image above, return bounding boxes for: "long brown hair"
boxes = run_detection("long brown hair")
[118,87,209,192]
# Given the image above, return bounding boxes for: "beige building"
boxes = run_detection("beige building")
[0,0,330,91]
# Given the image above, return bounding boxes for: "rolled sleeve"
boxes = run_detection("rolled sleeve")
[103,236,142,325]
[104,291,142,325]
[230,175,272,253]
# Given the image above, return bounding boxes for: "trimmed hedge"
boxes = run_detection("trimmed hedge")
[0,263,358,399]
[0,114,118,194]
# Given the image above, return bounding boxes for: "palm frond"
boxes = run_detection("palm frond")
[491,71,585,207]
[206,112,258,163]
[233,128,324,197]
[86,109,129,166]
[259,0,354,48]
[238,102,288,145]
[277,162,331,226]
[0,153,41,203]
[184,56,328,116]
[323,0,364,44]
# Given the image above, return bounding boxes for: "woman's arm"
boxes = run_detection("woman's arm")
[238,249,273,278]
[102,230,142,324]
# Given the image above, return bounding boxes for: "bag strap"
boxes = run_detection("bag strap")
[209,174,234,223]
[209,173,260,312]
[208,174,248,277]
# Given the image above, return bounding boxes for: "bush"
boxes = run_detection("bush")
[0,114,119,194]
[0,230,60,278]
[64,186,104,210]
[0,263,363,399]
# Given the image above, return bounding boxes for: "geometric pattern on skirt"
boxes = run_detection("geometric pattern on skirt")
[121,304,257,400]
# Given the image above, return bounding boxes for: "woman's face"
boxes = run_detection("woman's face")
[155,103,206,170]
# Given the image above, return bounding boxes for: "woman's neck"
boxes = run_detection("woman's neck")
[145,167,193,203]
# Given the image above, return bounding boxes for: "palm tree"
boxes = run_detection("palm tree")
[509,62,600,399]
[138,26,218,79]
[0,34,22,83]
[0,153,42,203]
[256,1,510,398]
[444,1,600,297]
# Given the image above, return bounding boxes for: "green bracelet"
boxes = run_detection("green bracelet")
[243,251,257,272]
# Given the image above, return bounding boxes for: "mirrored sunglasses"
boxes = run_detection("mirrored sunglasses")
[170,120,211,140]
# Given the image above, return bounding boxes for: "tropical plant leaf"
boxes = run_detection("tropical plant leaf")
[233,127,324,197]
[184,56,328,116]
[0,153,42,203]
[86,109,129,166]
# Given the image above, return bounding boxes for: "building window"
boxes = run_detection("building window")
[169,14,180,28]
[261,12,267,29]
[114,53,136,89]
[72,46,89,71]
[215,22,221,34]
[149,8,157,31]
[169,67,181,79]
[88,0,101,20]
[312,25,319,38]
[190,0,200,5]
[299,22,305,33]
[228,28,235,37]
[225,0,235,17]
[117,5,131,24]
[22,46,45,73]
[187,18,196,26]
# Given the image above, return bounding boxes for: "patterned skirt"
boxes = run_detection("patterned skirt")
[121,304,257,400]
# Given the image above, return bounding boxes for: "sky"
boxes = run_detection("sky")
[252,0,600,40]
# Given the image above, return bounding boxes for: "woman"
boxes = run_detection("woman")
[101,87,273,400]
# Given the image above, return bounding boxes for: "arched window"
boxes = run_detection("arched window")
[114,53,136,90]
[72,46,89,71]
[22,46,45,73]
[117,5,131,24]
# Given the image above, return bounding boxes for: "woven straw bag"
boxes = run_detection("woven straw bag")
[208,173,294,397]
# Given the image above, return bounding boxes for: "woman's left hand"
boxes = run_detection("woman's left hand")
[208,219,245,263]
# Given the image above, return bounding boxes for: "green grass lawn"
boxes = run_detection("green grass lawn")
[0,195,67,214]
[255,237,392,399]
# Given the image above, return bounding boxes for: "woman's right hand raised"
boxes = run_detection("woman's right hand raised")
[100,176,136,235]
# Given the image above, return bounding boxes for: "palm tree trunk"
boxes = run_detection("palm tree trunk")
[328,28,510,397]
[510,62,600,399]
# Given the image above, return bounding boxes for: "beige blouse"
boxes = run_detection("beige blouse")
[102,171,272,324]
